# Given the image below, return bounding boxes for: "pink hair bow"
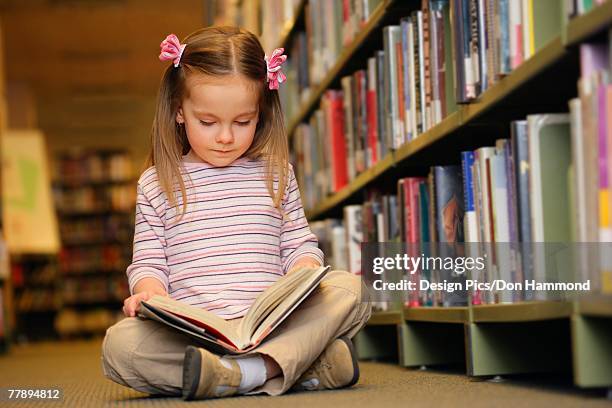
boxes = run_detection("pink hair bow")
[159,34,186,68]
[265,48,287,90]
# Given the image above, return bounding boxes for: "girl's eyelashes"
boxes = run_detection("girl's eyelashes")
[199,120,251,127]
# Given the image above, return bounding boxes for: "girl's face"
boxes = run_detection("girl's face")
[176,73,260,167]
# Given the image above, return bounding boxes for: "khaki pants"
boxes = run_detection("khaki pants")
[101,270,372,396]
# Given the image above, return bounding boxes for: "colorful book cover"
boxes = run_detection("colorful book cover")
[434,165,465,243]
[434,165,466,305]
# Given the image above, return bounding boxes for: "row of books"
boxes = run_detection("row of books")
[284,0,562,158]
[53,184,135,214]
[59,215,133,246]
[280,0,384,121]
[61,276,128,306]
[292,25,612,209]
[15,289,62,312]
[54,150,133,186]
[309,38,612,304]
[58,245,131,275]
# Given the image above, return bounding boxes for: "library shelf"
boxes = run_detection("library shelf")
[393,110,463,164]
[272,0,612,390]
[57,209,133,217]
[471,301,574,322]
[565,0,612,46]
[286,0,402,139]
[61,239,127,247]
[404,306,468,323]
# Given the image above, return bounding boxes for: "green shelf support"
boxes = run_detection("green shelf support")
[465,320,572,377]
[572,315,612,388]
[397,321,465,367]
[354,324,398,362]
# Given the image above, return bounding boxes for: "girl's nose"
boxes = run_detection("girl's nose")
[216,127,234,144]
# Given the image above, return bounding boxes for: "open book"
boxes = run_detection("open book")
[138,265,330,354]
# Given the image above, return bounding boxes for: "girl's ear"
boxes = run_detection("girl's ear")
[176,106,185,124]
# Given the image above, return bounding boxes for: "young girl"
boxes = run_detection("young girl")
[101,26,371,400]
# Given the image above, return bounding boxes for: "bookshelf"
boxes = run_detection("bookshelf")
[52,149,135,337]
[267,0,612,391]
[10,255,61,341]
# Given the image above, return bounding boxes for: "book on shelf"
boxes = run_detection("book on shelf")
[139,265,330,354]
[344,205,364,276]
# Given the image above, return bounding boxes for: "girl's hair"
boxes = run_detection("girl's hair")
[147,26,289,219]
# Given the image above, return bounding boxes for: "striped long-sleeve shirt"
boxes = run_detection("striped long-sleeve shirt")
[126,156,324,319]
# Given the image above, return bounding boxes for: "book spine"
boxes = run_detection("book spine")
[367,57,379,166]
[422,0,433,131]
[416,12,427,132]
[406,18,419,137]
[376,51,387,157]
[468,0,481,96]
[344,205,364,275]
[598,85,612,241]
[331,91,348,191]
[400,18,413,141]
[461,151,478,243]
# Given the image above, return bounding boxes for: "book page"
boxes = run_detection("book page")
[144,295,242,347]
[239,266,330,343]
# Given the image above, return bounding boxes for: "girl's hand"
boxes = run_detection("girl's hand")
[287,256,322,276]
[122,291,164,317]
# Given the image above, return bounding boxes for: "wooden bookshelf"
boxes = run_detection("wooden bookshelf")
[53,150,133,338]
[404,306,468,323]
[471,301,574,322]
[273,0,612,390]
[366,310,403,325]
[305,152,394,219]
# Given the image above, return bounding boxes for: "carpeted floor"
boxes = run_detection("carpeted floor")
[0,339,609,407]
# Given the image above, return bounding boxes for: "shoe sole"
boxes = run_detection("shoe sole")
[182,345,202,400]
[338,336,360,387]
